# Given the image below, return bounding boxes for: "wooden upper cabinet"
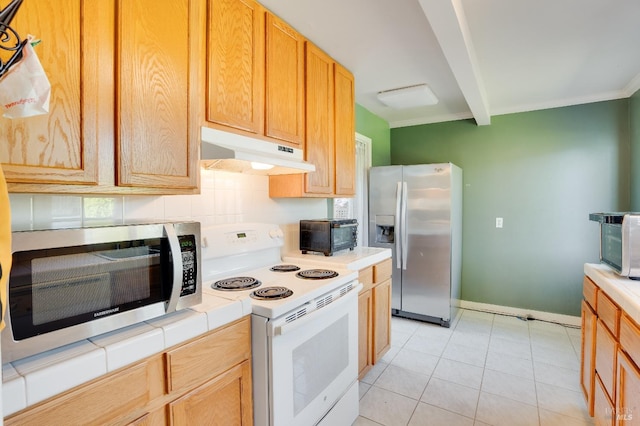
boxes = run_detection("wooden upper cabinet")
[116,0,202,189]
[334,63,355,196]
[0,0,101,186]
[207,0,264,134]
[269,46,355,198]
[304,42,334,195]
[265,13,305,146]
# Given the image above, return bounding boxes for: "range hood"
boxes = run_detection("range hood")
[200,127,315,175]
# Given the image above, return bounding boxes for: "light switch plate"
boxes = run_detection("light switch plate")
[496,217,503,228]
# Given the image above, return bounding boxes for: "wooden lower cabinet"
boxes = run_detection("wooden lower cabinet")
[373,278,391,363]
[594,374,615,426]
[581,299,597,416]
[5,317,251,426]
[358,288,373,378]
[582,275,640,425]
[169,360,252,425]
[616,350,640,425]
[595,319,618,403]
[358,258,392,379]
[127,406,166,426]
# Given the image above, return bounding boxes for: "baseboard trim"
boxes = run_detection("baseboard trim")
[459,300,581,328]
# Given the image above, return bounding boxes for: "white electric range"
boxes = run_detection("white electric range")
[200,223,361,426]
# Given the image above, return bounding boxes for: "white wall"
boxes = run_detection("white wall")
[8,169,328,253]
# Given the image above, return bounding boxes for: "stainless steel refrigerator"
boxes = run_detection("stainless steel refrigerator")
[369,163,462,327]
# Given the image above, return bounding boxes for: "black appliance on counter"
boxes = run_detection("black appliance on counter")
[299,219,357,256]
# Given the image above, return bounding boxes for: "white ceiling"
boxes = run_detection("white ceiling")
[258,0,640,127]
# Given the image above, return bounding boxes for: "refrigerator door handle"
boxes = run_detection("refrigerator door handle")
[401,181,408,270]
[395,181,403,269]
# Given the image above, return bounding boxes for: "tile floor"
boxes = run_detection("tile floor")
[355,309,592,426]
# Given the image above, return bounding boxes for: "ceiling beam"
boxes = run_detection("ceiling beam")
[418,0,491,125]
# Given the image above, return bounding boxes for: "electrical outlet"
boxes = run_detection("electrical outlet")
[496,217,503,228]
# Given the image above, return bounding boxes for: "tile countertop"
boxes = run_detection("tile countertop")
[283,246,392,271]
[2,294,251,417]
[584,263,640,325]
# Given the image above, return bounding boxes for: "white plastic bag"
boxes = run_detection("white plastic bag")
[0,36,51,119]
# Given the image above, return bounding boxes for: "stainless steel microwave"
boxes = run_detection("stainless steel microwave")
[2,222,201,362]
[299,219,357,256]
[589,213,640,278]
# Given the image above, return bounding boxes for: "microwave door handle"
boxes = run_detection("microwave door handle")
[395,181,402,270]
[165,224,183,313]
[401,181,408,270]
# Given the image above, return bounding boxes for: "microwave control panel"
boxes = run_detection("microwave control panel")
[179,235,198,296]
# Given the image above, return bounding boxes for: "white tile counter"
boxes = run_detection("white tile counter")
[2,294,251,417]
[584,263,640,325]
[283,247,392,271]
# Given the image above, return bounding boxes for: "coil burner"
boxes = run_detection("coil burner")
[295,269,339,280]
[211,277,261,291]
[269,264,301,272]
[250,286,293,300]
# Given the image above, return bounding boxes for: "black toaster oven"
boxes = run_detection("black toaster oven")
[299,219,357,256]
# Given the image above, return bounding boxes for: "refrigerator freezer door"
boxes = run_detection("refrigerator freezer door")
[402,164,452,321]
[369,166,403,311]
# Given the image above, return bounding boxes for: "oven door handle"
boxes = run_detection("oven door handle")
[165,224,183,313]
[272,283,362,336]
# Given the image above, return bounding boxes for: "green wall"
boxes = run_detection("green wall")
[631,90,640,209]
[391,100,630,316]
[356,104,391,166]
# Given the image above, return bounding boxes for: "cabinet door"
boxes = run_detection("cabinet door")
[207,0,264,134]
[594,374,615,426]
[596,319,618,403]
[0,0,102,185]
[334,63,355,196]
[265,13,305,146]
[581,300,597,416]
[304,43,334,195]
[358,288,373,379]
[617,350,640,426]
[117,0,201,189]
[373,278,391,363]
[169,360,253,425]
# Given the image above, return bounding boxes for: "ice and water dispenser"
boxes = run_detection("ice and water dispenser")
[374,215,395,243]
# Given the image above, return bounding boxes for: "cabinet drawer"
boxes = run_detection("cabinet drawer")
[595,319,618,402]
[373,258,392,284]
[597,291,620,337]
[359,266,374,291]
[620,314,640,368]
[5,357,163,426]
[166,316,251,393]
[583,276,598,310]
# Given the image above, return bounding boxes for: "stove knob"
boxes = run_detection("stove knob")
[269,228,284,239]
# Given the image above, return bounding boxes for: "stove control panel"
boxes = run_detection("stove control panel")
[226,230,258,243]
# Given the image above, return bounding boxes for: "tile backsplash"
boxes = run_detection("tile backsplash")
[8,169,328,253]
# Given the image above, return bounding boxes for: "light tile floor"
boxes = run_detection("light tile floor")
[355,309,592,426]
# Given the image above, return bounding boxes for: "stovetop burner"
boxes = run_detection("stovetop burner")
[269,264,301,272]
[211,276,261,291]
[250,286,293,300]
[296,269,339,280]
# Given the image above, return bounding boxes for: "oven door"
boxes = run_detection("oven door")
[331,222,357,252]
[253,286,359,426]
